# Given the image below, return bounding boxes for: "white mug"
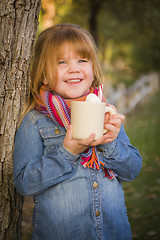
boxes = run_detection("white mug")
[71,101,115,140]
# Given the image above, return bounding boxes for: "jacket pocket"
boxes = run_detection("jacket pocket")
[39,126,66,149]
[40,126,66,138]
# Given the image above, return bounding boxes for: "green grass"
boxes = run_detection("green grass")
[123,90,160,240]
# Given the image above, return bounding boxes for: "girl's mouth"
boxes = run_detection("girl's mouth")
[66,79,82,83]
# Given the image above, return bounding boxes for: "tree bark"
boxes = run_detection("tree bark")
[88,0,105,46]
[0,0,41,239]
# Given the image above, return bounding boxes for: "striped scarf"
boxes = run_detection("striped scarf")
[35,85,116,180]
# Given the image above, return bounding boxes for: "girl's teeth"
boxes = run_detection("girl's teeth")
[67,79,81,83]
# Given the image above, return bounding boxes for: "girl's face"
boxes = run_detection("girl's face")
[51,45,94,99]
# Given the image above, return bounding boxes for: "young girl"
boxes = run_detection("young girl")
[13,23,142,240]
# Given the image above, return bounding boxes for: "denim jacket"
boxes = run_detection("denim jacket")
[13,109,142,240]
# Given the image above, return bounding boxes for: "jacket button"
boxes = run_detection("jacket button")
[95,210,100,217]
[93,181,99,189]
[55,129,60,134]
[97,147,104,152]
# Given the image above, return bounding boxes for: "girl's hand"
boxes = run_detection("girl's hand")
[91,105,125,146]
[63,105,125,154]
[63,125,96,155]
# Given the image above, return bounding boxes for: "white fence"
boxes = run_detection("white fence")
[104,72,160,114]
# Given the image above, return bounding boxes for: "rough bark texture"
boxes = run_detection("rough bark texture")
[0,0,41,239]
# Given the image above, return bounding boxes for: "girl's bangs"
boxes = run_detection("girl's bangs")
[56,38,92,60]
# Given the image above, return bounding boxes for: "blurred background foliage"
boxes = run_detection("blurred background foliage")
[39,0,160,85]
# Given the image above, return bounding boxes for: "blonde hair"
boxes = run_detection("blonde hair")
[20,23,103,122]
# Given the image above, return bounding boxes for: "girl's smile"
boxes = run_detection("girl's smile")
[65,79,81,83]
[50,45,94,99]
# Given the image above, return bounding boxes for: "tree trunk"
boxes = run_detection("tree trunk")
[88,0,105,46]
[0,1,41,239]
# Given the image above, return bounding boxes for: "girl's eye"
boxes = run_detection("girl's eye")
[59,60,66,64]
[79,59,88,63]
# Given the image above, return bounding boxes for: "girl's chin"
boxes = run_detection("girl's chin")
[65,94,82,99]
[64,90,87,99]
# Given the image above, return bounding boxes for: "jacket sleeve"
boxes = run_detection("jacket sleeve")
[13,115,79,196]
[99,124,143,181]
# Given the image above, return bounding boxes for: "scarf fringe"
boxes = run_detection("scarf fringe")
[81,147,116,179]
[103,169,117,180]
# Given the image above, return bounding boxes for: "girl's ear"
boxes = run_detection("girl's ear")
[43,78,48,85]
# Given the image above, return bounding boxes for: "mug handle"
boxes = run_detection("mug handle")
[105,106,116,115]
[103,106,116,134]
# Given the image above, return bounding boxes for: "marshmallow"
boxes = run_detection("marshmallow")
[85,93,101,103]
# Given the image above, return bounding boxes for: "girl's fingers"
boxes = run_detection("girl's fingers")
[65,125,73,140]
[66,126,96,148]
[104,124,115,133]
[105,114,125,129]
[110,113,125,123]
[104,112,110,123]
[78,133,95,146]
[90,134,109,146]
[105,119,121,130]
[91,134,113,146]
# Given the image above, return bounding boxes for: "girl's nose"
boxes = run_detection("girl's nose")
[68,62,80,73]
